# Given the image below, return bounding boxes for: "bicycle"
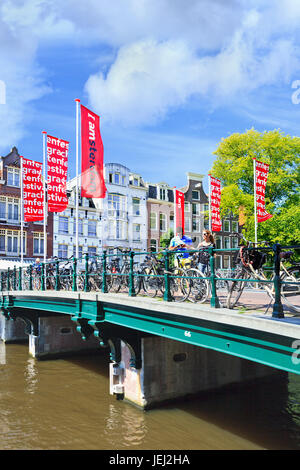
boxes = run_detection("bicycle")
[226,234,300,313]
[106,249,141,294]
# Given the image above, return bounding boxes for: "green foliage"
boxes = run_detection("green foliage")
[210,129,300,246]
[159,229,174,249]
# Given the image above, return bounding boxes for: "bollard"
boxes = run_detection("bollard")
[84,253,89,292]
[272,243,284,318]
[41,263,45,291]
[129,251,136,297]
[55,260,60,291]
[209,246,220,308]
[19,266,22,291]
[163,250,172,302]
[72,256,77,292]
[102,250,107,293]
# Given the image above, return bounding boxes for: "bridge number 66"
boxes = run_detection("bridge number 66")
[291,340,300,365]
[184,331,191,338]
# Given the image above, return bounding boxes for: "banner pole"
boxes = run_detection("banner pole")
[253,158,257,245]
[173,187,177,237]
[42,131,47,263]
[75,99,80,260]
[20,156,24,265]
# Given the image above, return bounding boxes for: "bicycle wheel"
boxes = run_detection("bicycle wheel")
[142,267,159,297]
[281,266,300,313]
[185,268,209,303]
[226,267,248,309]
[169,270,190,302]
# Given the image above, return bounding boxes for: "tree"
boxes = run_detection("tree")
[210,129,300,246]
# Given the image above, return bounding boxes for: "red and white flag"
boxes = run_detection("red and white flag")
[174,189,185,237]
[254,159,273,223]
[47,135,69,213]
[210,176,221,231]
[21,157,44,221]
[81,105,106,198]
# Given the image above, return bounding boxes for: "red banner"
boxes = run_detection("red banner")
[255,159,273,223]
[81,105,106,198]
[210,176,221,231]
[22,157,44,221]
[47,135,69,213]
[175,189,185,237]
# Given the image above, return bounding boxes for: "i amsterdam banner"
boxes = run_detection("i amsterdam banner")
[175,189,185,237]
[210,176,222,232]
[47,135,69,213]
[254,159,273,223]
[22,157,44,222]
[81,105,107,198]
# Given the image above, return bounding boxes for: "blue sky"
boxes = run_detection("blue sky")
[1,0,300,194]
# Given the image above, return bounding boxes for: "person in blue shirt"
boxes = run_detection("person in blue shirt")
[168,234,193,267]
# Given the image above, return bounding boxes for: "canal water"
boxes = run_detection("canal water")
[0,341,299,450]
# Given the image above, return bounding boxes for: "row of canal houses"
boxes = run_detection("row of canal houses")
[0,147,241,269]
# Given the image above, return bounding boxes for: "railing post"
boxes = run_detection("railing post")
[7,268,10,291]
[84,253,89,292]
[13,266,16,290]
[72,256,77,292]
[29,264,33,291]
[272,243,284,318]
[129,250,136,297]
[18,267,22,291]
[163,250,172,302]
[209,246,220,308]
[102,250,107,293]
[55,260,60,291]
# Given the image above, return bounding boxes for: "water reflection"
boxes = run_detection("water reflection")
[105,403,147,448]
[0,342,6,365]
[24,358,38,395]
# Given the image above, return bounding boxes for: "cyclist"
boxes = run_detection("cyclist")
[33,258,41,274]
[168,234,193,268]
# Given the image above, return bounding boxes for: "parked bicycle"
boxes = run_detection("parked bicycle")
[226,234,300,313]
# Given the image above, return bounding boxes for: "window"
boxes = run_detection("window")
[88,220,97,237]
[58,244,68,259]
[184,202,190,212]
[192,190,199,200]
[7,231,18,253]
[7,167,20,187]
[59,216,69,234]
[114,173,120,184]
[204,218,209,229]
[215,255,221,269]
[7,199,19,222]
[224,236,230,249]
[0,230,5,252]
[133,224,141,240]
[33,232,44,255]
[170,215,174,231]
[150,212,157,230]
[150,239,157,253]
[232,221,239,232]
[192,203,200,215]
[132,198,140,216]
[73,245,83,259]
[184,218,191,232]
[215,236,221,249]
[192,218,200,232]
[108,194,126,213]
[203,203,209,212]
[232,237,239,248]
[73,219,83,235]
[108,220,127,240]
[159,188,167,201]
[223,220,230,232]
[109,173,113,183]
[223,255,230,269]
[133,178,139,186]
[88,246,97,257]
[0,198,6,219]
[160,213,166,231]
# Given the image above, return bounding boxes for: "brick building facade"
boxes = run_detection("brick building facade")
[0,147,53,260]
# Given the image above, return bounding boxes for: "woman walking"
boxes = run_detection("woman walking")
[197,230,215,274]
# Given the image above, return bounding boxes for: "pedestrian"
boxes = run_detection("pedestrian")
[197,230,215,274]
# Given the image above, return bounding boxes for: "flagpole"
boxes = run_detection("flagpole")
[20,156,24,266]
[253,158,258,245]
[42,131,47,263]
[208,174,212,231]
[75,99,80,260]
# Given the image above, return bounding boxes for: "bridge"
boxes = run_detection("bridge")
[1,286,300,409]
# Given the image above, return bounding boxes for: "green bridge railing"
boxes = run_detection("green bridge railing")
[0,244,299,319]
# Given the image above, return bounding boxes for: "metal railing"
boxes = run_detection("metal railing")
[0,244,299,319]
